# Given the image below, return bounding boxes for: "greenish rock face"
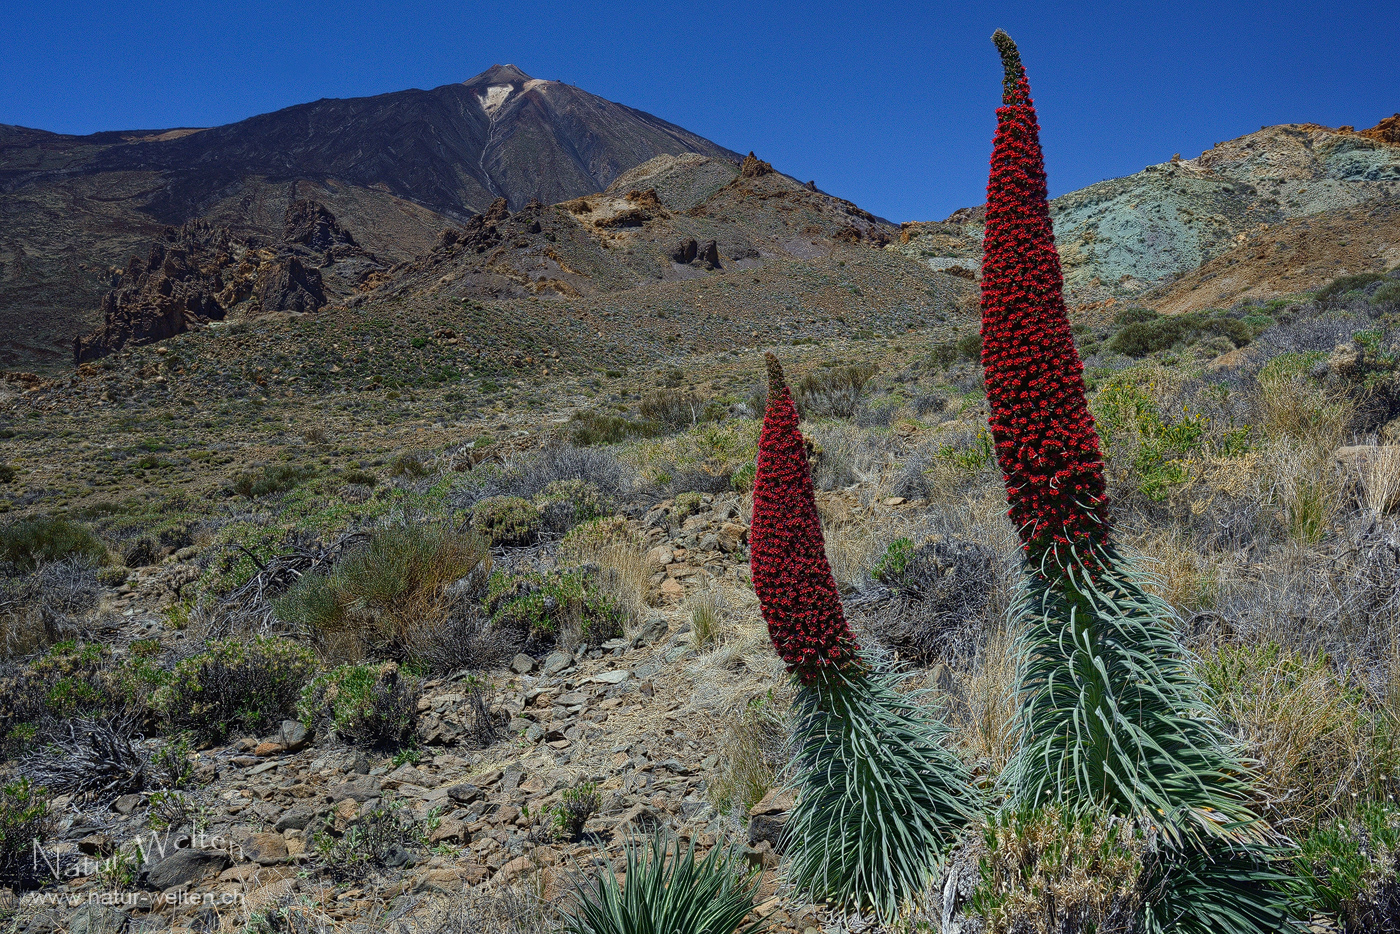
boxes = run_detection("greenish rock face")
[892,123,1400,304]
[1051,125,1400,300]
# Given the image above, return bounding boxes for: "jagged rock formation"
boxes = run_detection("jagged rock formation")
[740,152,775,178]
[75,201,381,362]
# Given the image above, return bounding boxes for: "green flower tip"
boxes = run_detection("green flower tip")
[764,351,786,394]
[992,29,1025,103]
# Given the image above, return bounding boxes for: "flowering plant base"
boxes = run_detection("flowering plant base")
[748,352,973,917]
[783,662,973,920]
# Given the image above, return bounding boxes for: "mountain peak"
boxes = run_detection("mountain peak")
[464,64,533,87]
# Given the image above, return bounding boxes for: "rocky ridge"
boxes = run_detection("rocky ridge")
[74,201,384,363]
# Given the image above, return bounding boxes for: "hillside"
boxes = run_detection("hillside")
[0,65,738,371]
[890,115,1400,307]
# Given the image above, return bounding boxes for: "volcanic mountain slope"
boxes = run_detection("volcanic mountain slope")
[890,116,1400,303]
[370,152,903,308]
[0,65,738,371]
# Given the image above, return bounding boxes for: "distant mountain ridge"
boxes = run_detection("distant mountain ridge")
[0,65,739,370]
[82,64,739,223]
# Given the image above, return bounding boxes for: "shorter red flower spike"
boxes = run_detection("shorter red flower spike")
[981,30,1111,565]
[749,353,861,681]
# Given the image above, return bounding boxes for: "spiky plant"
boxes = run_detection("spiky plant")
[565,833,765,934]
[982,30,1290,934]
[750,352,973,918]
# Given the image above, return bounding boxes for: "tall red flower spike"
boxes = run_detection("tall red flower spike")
[750,352,861,681]
[981,30,1110,564]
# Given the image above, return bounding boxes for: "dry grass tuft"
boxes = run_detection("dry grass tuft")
[951,624,1022,779]
[1257,372,1352,448]
[559,519,650,633]
[688,583,728,648]
[1355,445,1400,516]
[1200,643,1378,830]
[1133,532,1220,614]
[707,686,793,816]
[1270,440,1346,545]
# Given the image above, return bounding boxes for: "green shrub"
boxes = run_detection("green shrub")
[1107,309,1252,357]
[298,663,419,750]
[97,565,128,587]
[551,782,601,841]
[0,464,15,484]
[487,568,626,645]
[148,736,194,789]
[672,491,704,519]
[730,461,756,492]
[387,453,430,478]
[534,480,611,536]
[313,799,429,880]
[0,779,53,889]
[1373,280,1400,306]
[1315,272,1386,305]
[1292,803,1400,930]
[570,410,659,446]
[339,468,378,487]
[274,524,488,661]
[471,496,542,546]
[871,537,915,583]
[154,637,316,742]
[956,331,983,360]
[566,833,765,934]
[0,518,106,571]
[1093,374,1205,500]
[230,463,317,498]
[969,808,1144,934]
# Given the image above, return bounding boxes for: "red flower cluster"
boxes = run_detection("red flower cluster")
[981,31,1110,563]
[749,353,861,681]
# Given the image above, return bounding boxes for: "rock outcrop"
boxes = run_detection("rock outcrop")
[75,201,381,362]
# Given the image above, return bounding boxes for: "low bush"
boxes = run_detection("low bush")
[274,523,488,662]
[1293,803,1400,931]
[566,833,764,934]
[550,782,601,842]
[0,517,106,572]
[229,463,317,499]
[21,715,147,800]
[639,389,710,431]
[1315,272,1387,306]
[298,663,420,750]
[487,568,626,648]
[860,537,996,663]
[968,807,1145,934]
[569,410,658,446]
[795,363,878,418]
[154,636,316,742]
[472,496,542,546]
[1107,309,1253,357]
[534,480,611,538]
[0,779,54,889]
[388,453,431,478]
[314,799,428,880]
[409,607,521,676]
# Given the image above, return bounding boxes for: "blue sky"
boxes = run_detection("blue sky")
[2,1,1397,222]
